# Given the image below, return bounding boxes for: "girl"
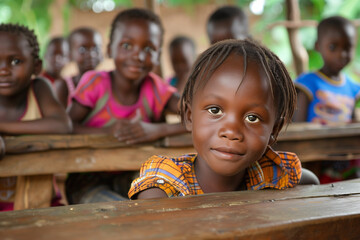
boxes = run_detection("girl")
[55,27,103,107]
[66,8,186,204]
[129,39,302,199]
[0,23,72,210]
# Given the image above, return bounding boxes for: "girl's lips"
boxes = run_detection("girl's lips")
[0,82,12,87]
[210,147,244,161]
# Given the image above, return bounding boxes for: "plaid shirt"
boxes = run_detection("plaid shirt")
[128,147,302,199]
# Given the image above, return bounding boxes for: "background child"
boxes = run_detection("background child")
[0,23,72,211]
[128,39,302,199]
[55,27,103,107]
[293,16,360,183]
[41,36,69,86]
[167,35,196,94]
[206,5,250,45]
[66,8,186,204]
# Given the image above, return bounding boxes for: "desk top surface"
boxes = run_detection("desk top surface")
[1,179,360,240]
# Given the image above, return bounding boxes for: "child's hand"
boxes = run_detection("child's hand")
[112,120,160,144]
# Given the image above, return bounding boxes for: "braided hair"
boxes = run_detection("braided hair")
[109,8,164,46]
[0,23,40,61]
[180,39,296,137]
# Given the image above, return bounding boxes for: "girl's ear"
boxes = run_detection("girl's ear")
[314,40,320,52]
[34,59,42,75]
[184,103,193,132]
[269,117,284,146]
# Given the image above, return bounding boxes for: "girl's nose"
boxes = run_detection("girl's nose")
[132,47,146,62]
[0,61,10,75]
[219,115,244,141]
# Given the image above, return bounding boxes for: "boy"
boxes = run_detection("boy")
[293,16,360,182]
[206,5,250,45]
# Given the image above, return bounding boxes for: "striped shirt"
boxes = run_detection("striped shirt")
[128,147,302,198]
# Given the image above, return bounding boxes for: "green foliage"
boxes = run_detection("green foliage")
[252,0,360,81]
[0,0,53,57]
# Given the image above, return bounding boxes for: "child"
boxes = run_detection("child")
[128,39,302,199]
[55,27,103,107]
[167,36,196,94]
[66,8,186,204]
[207,5,250,45]
[293,16,360,183]
[41,36,69,86]
[0,23,72,211]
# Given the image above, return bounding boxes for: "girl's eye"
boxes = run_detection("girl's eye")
[245,115,260,123]
[329,44,336,51]
[121,43,132,50]
[78,46,86,54]
[143,46,155,53]
[11,59,21,66]
[207,107,223,116]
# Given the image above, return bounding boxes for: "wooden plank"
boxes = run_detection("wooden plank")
[0,146,195,177]
[13,175,53,210]
[1,180,360,240]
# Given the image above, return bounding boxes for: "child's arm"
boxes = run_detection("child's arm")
[113,93,187,144]
[0,78,72,134]
[68,101,109,134]
[53,79,68,108]
[135,188,168,199]
[292,89,309,122]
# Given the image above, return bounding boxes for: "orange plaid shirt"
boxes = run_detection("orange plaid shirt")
[128,147,302,199]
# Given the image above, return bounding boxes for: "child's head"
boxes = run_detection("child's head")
[180,39,295,176]
[107,8,164,82]
[207,5,249,45]
[0,23,42,96]
[68,27,103,75]
[315,16,356,74]
[169,36,196,88]
[44,37,69,77]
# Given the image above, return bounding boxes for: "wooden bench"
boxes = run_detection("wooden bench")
[1,179,360,239]
[2,122,360,210]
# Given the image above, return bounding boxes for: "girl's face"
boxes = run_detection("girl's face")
[71,31,103,74]
[185,53,277,177]
[170,42,195,81]
[45,40,69,75]
[108,19,162,82]
[0,32,41,97]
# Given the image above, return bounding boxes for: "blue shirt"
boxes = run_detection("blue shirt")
[295,71,360,125]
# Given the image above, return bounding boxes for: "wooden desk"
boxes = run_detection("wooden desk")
[1,134,194,210]
[2,122,360,210]
[1,179,360,240]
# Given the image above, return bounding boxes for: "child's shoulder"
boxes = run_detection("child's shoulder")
[141,154,197,172]
[295,71,318,82]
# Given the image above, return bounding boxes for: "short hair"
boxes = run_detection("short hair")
[45,37,67,53]
[169,35,196,52]
[207,5,248,29]
[317,16,354,40]
[180,39,296,137]
[68,27,101,48]
[0,23,40,61]
[109,8,164,45]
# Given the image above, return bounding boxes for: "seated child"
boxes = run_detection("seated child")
[55,27,103,107]
[0,23,72,211]
[207,5,250,45]
[167,36,196,94]
[41,36,69,86]
[293,16,360,183]
[66,8,187,204]
[128,39,302,199]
